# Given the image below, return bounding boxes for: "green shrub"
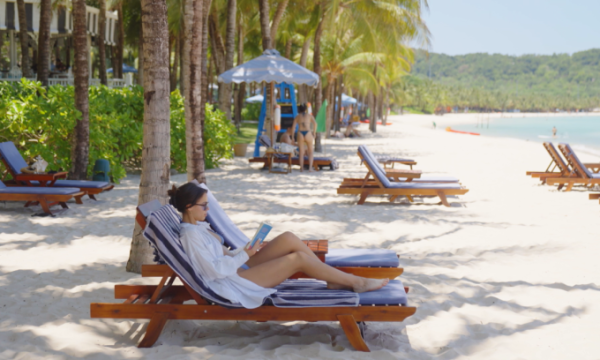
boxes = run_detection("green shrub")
[241,102,261,120]
[0,80,235,182]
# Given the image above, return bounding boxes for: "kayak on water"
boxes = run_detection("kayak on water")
[445,127,480,136]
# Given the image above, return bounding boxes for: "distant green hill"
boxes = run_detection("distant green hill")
[411,49,600,99]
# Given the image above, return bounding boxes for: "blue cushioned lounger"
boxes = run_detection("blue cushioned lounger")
[91,202,416,351]
[0,141,113,199]
[0,180,84,215]
[337,145,469,206]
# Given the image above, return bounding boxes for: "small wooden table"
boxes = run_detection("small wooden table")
[301,240,328,262]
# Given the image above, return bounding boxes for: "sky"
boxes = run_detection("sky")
[421,0,600,56]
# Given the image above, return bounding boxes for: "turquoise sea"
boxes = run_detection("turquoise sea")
[453,116,600,157]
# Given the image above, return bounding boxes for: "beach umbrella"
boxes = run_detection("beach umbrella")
[218,49,319,145]
[245,94,264,103]
[107,64,138,74]
[341,93,357,106]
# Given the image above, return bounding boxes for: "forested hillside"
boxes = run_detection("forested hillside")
[411,49,600,98]
[399,49,600,112]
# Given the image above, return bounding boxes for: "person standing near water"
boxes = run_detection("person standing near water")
[552,126,557,138]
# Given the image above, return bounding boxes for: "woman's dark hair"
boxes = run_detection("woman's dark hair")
[297,103,306,114]
[167,183,207,214]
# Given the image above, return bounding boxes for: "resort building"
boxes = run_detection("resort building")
[0,0,129,88]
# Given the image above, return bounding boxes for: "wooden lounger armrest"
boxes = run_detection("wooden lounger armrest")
[14,171,68,186]
[385,169,421,179]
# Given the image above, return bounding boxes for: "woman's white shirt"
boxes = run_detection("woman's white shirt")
[179,222,276,308]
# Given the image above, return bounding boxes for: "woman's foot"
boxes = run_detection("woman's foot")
[353,278,389,293]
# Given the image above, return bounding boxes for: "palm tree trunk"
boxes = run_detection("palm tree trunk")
[269,0,289,44]
[324,80,333,138]
[297,37,310,104]
[183,0,206,183]
[127,0,171,274]
[98,0,108,85]
[335,76,343,132]
[200,0,212,137]
[37,0,51,87]
[284,38,292,58]
[368,91,375,132]
[116,1,124,78]
[219,0,236,121]
[16,0,32,78]
[258,0,271,50]
[234,22,245,129]
[312,6,325,150]
[179,22,185,94]
[70,0,89,180]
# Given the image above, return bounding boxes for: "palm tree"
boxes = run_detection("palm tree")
[70,0,89,180]
[98,0,108,85]
[16,0,32,78]
[37,0,51,87]
[182,0,207,183]
[126,0,171,273]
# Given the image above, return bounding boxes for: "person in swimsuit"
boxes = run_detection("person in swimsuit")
[169,183,389,308]
[291,103,318,172]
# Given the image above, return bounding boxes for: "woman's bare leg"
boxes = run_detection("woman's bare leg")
[245,231,320,268]
[238,251,389,292]
[298,134,306,171]
[305,133,315,171]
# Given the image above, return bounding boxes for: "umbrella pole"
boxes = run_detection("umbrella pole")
[268,82,275,146]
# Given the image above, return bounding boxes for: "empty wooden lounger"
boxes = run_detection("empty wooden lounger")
[526,142,600,188]
[136,191,404,280]
[545,143,600,191]
[338,145,468,206]
[91,205,416,351]
[0,141,114,199]
[357,145,459,183]
[249,135,339,171]
[0,180,84,215]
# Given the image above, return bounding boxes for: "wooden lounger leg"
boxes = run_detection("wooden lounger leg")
[89,194,97,201]
[389,195,398,202]
[405,195,413,203]
[357,192,369,205]
[75,195,84,204]
[565,182,574,192]
[39,200,52,215]
[59,202,69,209]
[138,312,170,348]
[437,191,451,207]
[338,314,370,352]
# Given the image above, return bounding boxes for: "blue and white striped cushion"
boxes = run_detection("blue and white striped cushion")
[143,204,359,308]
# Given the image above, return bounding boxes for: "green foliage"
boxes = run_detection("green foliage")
[241,102,261,120]
[405,49,600,111]
[204,104,236,169]
[233,122,259,145]
[0,80,235,182]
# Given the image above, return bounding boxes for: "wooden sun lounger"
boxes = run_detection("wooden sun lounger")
[90,265,416,351]
[545,144,600,191]
[526,143,600,189]
[338,148,468,206]
[0,182,85,215]
[0,142,114,199]
[249,156,334,171]
[135,203,404,280]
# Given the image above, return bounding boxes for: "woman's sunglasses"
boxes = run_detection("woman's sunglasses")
[192,202,209,211]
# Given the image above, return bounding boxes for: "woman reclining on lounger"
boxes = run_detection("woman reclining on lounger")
[168,183,389,308]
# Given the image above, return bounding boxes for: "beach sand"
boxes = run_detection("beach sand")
[1,113,600,359]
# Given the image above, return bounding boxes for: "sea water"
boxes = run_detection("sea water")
[454,116,600,157]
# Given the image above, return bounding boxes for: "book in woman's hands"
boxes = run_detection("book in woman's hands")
[246,222,273,249]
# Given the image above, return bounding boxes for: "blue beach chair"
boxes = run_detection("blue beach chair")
[338,145,469,206]
[0,180,84,215]
[91,204,415,351]
[0,141,114,200]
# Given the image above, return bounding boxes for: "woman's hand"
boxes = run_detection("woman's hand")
[244,240,261,257]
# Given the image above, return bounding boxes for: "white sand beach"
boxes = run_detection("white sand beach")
[1,113,600,359]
